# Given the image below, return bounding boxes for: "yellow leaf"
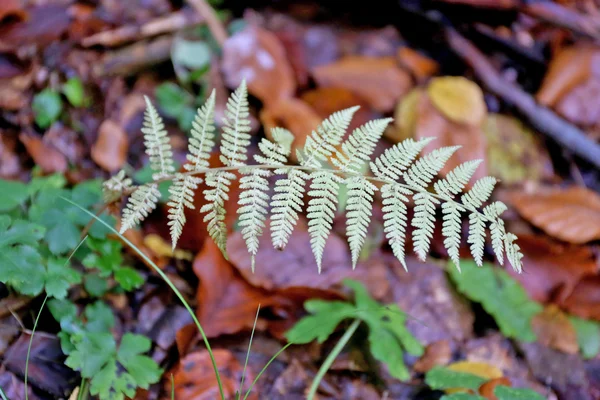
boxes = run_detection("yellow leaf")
[427,76,486,126]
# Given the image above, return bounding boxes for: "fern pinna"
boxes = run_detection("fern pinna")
[108,81,523,273]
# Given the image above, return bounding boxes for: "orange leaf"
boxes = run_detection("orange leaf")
[414,340,452,373]
[397,47,439,81]
[222,26,296,107]
[509,186,600,244]
[531,305,579,354]
[91,119,129,172]
[193,240,275,338]
[19,132,67,174]
[312,55,411,112]
[445,361,503,394]
[427,76,486,126]
[478,377,512,400]
[560,276,600,321]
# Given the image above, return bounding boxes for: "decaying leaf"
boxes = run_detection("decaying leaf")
[396,47,439,81]
[414,340,452,373]
[312,55,411,112]
[509,186,600,244]
[222,25,296,107]
[427,76,486,126]
[531,305,579,354]
[560,276,600,321]
[19,132,68,174]
[91,119,129,172]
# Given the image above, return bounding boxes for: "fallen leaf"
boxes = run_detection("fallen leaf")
[397,47,439,81]
[0,0,26,22]
[91,120,129,172]
[0,134,21,179]
[0,371,39,400]
[260,98,321,163]
[536,45,599,107]
[560,276,600,321]
[222,25,296,106]
[19,132,67,174]
[312,55,411,112]
[271,358,311,397]
[170,349,256,400]
[447,361,503,380]
[509,186,600,244]
[427,76,487,126]
[531,305,579,354]
[193,240,275,338]
[388,88,422,143]
[483,114,554,184]
[555,77,600,126]
[507,235,597,303]
[478,377,512,400]
[143,233,192,261]
[414,340,452,373]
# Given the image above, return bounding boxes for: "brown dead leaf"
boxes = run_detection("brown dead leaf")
[478,377,512,400]
[222,25,296,107]
[19,132,67,174]
[170,349,256,400]
[537,45,599,107]
[91,120,129,171]
[427,76,487,126]
[260,98,321,163]
[483,114,554,184]
[445,361,503,395]
[193,240,275,338]
[0,134,21,179]
[555,77,600,127]
[531,305,579,354]
[560,276,600,321]
[312,55,411,112]
[413,340,452,373]
[397,47,439,81]
[509,186,600,244]
[0,0,26,23]
[508,235,597,303]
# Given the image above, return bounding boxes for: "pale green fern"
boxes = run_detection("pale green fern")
[109,82,523,273]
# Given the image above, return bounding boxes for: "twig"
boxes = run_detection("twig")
[81,10,204,48]
[446,27,600,169]
[94,35,173,76]
[187,0,228,46]
[522,2,600,41]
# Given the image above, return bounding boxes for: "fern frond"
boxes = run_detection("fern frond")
[238,129,291,271]
[412,192,440,261]
[332,118,392,173]
[403,146,460,189]
[220,81,251,167]
[119,184,160,233]
[201,171,235,257]
[434,160,482,197]
[381,184,412,270]
[142,96,175,180]
[441,202,464,270]
[468,212,486,266]
[370,137,434,181]
[270,168,309,249]
[102,169,132,203]
[462,176,497,208]
[484,202,508,266]
[504,233,523,273]
[346,177,378,268]
[167,92,217,249]
[186,89,216,172]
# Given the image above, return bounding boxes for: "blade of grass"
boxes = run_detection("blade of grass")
[25,235,88,400]
[243,342,294,400]
[76,378,89,400]
[60,197,225,400]
[0,385,8,400]
[171,374,175,400]
[238,304,260,398]
[307,318,361,400]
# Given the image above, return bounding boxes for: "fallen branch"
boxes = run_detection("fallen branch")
[446,27,600,169]
[522,2,600,41]
[187,0,228,46]
[94,35,173,76]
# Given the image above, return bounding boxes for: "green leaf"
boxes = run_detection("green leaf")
[285,300,356,344]
[0,179,29,211]
[66,331,116,376]
[84,273,109,297]
[114,267,144,290]
[155,82,193,119]
[494,386,545,400]
[85,301,115,333]
[441,395,486,400]
[425,366,486,392]
[62,77,85,107]
[48,298,77,322]
[83,238,124,277]
[448,261,542,341]
[32,89,63,128]
[171,38,211,70]
[570,316,600,359]
[44,257,81,299]
[117,333,162,389]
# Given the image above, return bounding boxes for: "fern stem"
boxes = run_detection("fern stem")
[307,319,361,400]
[131,164,495,223]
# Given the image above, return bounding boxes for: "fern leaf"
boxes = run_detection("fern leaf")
[332,118,392,173]
[270,168,309,249]
[102,170,132,203]
[167,174,200,249]
[186,89,216,172]
[220,81,251,167]
[381,184,412,270]
[412,192,440,261]
[238,130,291,271]
[201,171,234,257]
[484,202,508,266]
[120,184,160,233]
[504,233,523,273]
[468,212,486,266]
[298,106,358,168]
[403,146,460,189]
[462,176,497,208]
[434,160,482,198]
[142,96,175,179]
[346,177,377,268]
[307,171,342,272]
[442,202,464,270]
[371,137,434,181]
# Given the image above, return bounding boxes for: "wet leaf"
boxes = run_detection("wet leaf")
[427,77,486,126]
[531,305,579,354]
[32,89,63,129]
[509,186,600,244]
[222,26,296,106]
[570,316,600,359]
[312,55,411,112]
[91,119,129,172]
